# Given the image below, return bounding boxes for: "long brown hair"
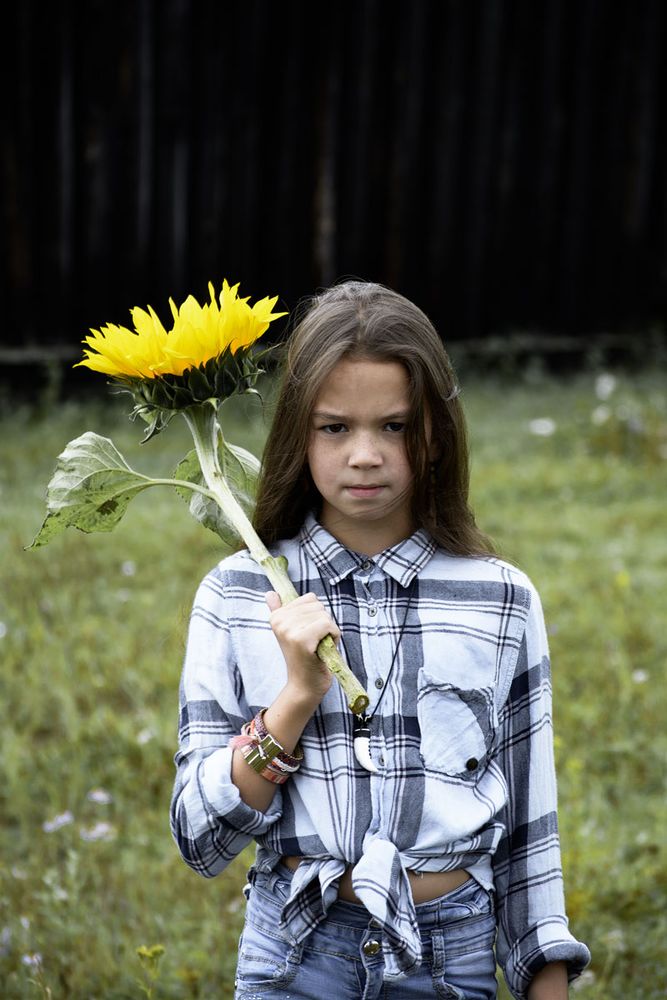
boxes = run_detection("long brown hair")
[253,280,495,556]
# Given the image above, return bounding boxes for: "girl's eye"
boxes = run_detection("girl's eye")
[321,423,347,434]
[384,422,405,433]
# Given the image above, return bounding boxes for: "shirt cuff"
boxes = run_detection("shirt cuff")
[504,918,591,1000]
[199,746,283,835]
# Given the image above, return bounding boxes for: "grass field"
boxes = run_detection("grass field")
[1,365,665,998]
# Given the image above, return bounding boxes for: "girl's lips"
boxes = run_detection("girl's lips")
[346,485,384,498]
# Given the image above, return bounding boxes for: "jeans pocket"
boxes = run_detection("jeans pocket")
[430,915,498,1000]
[235,869,301,996]
[235,916,299,995]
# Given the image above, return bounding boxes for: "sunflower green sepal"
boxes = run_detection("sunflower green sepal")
[120,342,270,442]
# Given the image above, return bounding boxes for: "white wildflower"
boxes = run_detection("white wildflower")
[595,373,617,400]
[80,821,116,842]
[0,622,7,639]
[137,727,155,745]
[121,560,136,576]
[87,788,113,805]
[11,867,27,880]
[631,669,648,684]
[115,588,131,603]
[528,418,556,437]
[42,810,74,833]
[591,404,611,426]
[20,916,30,931]
[21,953,43,968]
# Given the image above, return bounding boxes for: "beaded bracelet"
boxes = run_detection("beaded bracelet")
[229,709,303,784]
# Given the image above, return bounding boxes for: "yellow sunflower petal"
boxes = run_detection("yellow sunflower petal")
[75,280,285,381]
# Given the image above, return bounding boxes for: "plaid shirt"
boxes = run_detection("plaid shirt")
[170,514,590,998]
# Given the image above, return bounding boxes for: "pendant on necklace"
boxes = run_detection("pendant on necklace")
[353,716,378,773]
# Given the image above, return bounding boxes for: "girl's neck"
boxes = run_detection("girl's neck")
[318,506,415,556]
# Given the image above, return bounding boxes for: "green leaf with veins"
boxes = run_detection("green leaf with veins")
[28,432,211,548]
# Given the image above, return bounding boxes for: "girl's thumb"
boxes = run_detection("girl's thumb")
[265,591,282,612]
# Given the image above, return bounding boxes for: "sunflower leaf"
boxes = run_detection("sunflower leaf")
[173,439,260,550]
[28,432,161,548]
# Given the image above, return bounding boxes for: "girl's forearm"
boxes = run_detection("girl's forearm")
[231,683,320,813]
[527,961,568,1000]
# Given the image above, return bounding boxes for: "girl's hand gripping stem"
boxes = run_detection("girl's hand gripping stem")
[265,591,338,705]
[184,403,370,716]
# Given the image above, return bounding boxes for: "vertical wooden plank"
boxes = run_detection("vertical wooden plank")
[384,0,429,291]
[336,0,380,274]
[5,1,35,340]
[136,0,155,269]
[463,0,504,336]
[270,0,319,298]
[559,0,601,330]
[313,3,341,288]
[426,0,469,328]
[533,0,567,327]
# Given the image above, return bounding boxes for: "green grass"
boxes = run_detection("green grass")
[1,368,665,998]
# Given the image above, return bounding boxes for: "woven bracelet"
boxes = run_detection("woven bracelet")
[229,709,303,784]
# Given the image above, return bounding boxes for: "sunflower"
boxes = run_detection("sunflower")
[75,280,286,430]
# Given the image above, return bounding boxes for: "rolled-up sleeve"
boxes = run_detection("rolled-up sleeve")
[492,583,590,999]
[169,568,282,877]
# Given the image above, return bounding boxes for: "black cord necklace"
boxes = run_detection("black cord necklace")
[316,563,416,773]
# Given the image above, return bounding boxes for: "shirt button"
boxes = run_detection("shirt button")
[361,559,372,571]
[466,757,479,771]
[362,938,381,956]
[375,678,384,689]
[368,606,378,617]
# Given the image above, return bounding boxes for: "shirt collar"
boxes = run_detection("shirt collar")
[299,513,437,588]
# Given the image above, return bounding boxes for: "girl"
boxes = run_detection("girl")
[170,281,590,999]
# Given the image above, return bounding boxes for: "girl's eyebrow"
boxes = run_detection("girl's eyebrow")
[312,410,410,421]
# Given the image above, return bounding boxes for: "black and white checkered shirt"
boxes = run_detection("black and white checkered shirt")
[170,514,590,997]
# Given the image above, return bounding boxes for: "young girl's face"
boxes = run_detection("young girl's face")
[307,357,416,555]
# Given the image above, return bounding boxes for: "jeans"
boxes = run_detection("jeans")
[234,865,497,999]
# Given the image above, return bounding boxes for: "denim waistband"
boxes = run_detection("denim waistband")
[267,862,492,933]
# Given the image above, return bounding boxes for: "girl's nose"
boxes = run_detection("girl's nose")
[348,433,382,467]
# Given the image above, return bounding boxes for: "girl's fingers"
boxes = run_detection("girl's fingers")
[267,592,340,649]
[265,590,282,612]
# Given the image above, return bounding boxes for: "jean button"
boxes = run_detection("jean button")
[363,938,381,956]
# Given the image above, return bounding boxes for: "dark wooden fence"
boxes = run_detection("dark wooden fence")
[4,0,667,362]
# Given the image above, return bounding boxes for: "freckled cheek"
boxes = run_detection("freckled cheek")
[306,442,336,487]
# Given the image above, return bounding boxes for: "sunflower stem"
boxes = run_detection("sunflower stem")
[182,403,369,716]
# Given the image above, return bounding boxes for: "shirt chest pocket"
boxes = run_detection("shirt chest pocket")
[417,669,497,780]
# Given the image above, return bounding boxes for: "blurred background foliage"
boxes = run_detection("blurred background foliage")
[1,359,665,997]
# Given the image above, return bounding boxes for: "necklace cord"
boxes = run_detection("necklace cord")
[315,562,416,725]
